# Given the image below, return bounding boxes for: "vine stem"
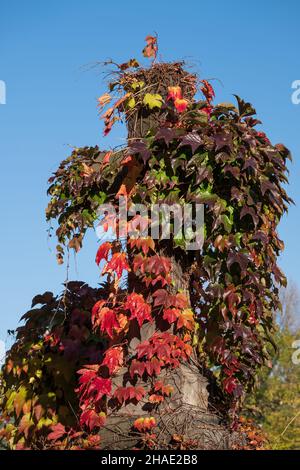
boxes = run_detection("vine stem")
[274,409,300,448]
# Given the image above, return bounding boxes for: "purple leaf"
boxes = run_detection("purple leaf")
[127,139,151,164]
[155,128,178,145]
[214,132,233,151]
[179,132,203,153]
[227,252,249,272]
[240,205,259,227]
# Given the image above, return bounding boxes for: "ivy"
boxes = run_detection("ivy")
[0,36,292,450]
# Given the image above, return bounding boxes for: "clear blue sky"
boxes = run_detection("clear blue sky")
[0,0,299,344]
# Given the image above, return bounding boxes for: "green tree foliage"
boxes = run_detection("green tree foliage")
[244,283,300,449]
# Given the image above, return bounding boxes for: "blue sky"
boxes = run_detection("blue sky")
[0,0,299,344]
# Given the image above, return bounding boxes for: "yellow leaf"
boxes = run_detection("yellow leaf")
[14,386,27,418]
[143,93,163,110]
[131,81,144,91]
[127,96,136,108]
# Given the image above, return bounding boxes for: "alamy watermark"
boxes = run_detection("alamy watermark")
[0,80,6,105]
[95,197,205,251]
[291,80,300,104]
[292,340,300,365]
[0,339,5,366]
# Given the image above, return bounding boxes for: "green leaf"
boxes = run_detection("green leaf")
[82,209,95,223]
[221,214,233,233]
[174,236,185,248]
[234,94,256,117]
[92,191,107,204]
[215,102,238,112]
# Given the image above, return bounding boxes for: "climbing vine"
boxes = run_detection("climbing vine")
[0,37,292,450]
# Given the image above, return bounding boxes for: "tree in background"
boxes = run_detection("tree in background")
[245,283,300,449]
[0,37,292,449]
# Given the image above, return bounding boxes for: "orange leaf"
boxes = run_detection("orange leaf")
[176,308,195,330]
[102,151,112,166]
[174,98,188,113]
[133,416,156,432]
[116,183,128,197]
[142,35,158,59]
[167,86,182,101]
[128,236,155,255]
[97,93,111,109]
[149,394,164,403]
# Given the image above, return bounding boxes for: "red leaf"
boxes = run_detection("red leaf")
[133,254,171,278]
[97,93,111,109]
[128,214,149,235]
[91,300,106,322]
[153,290,188,309]
[95,242,112,265]
[47,423,66,441]
[137,340,153,359]
[130,359,146,378]
[124,292,152,327]
[77,367,111,403]
[223,286,241,317]
[201,79,215,103]
[102,252,130,279]
[152,289,170,307]
[176,308,195,330]
[92,306,120,339]
[88,377,112,402]
[18,414,34,439]
[223,376,238,395]
[102,346,124,375]
[113,386,146,404]
[173,292,189,309]
[163,308,180,324]
[154,381,173,396]
[147,255,171,276]
[80,409,106,431]
[102,151,112,166]
[77,364,100,380]
[145,357,162,376]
